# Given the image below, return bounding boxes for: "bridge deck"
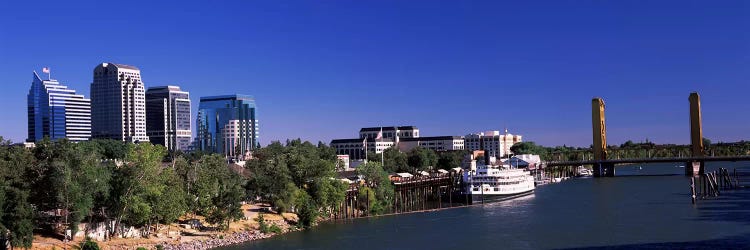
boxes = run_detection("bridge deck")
[546,155,750,167]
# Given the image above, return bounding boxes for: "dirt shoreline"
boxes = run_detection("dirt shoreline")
[29,204,297,250]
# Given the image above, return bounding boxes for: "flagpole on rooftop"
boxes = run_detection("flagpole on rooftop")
[380,127,384,167]
[43,67,51,80]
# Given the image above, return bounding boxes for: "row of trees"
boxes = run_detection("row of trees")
[2,135,451,249]
[0,137,246,248]
[373,147,465,173]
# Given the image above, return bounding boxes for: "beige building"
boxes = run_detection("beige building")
[465,130,522,158]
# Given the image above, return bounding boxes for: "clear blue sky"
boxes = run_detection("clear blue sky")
[1,1,748,147]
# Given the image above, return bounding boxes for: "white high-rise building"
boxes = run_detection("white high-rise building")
[91,63,149,142]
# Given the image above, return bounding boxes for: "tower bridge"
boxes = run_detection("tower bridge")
[548,92,750,177]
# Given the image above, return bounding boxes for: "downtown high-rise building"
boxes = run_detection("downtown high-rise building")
[90,63,149,142]
[146,85,191,151]
[27,71,91,142]
[196,95,258,158]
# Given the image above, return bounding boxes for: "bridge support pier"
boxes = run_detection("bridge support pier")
[594,162,615,177]
[685,161,704,176]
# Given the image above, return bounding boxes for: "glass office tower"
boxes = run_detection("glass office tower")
[27,71,91,142]
[196,95,259,157]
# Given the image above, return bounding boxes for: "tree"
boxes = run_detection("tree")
[407,147,437,172]
[204,173,244,229]
[356,186,377,215]
[87,139,131,160]
[293,190,317,229]
[703,137,712,152]
[79,237,101,250]
[0,137,35,248]
[284,139,335,188]
[244,142,294,212]
[55,140,111,236]
[152,167,187,226]
[310,178,348,217]
[510,141,548,158]
[620,140,637,149]
[109,143,166,234]
[356,162,394,215]
[2,187,33,248]
[381,147,409,173]
[174,156,200,217]
[245,139,348,227]
[193,154,245,228]
[436,150,465,170]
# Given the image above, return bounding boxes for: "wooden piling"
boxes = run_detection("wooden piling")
[690,176,696,204]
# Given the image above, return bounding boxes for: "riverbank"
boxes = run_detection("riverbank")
[29,204,299,250]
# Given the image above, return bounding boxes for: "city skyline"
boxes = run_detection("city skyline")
[1,1,748,147]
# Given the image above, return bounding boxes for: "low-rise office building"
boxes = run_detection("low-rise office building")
[330,138,395,160]
[359,126,419,140]
[398,136,465,152]
[332,125,464,160]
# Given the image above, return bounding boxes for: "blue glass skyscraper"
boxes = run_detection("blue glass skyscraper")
[196,95,259,157]
[27,71,91,142]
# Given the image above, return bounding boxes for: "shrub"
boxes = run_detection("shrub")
[257,213,270,233]
[156,245,164,250]
[136,247,148,250]
[79,238,100,250]
[269,224,282,234]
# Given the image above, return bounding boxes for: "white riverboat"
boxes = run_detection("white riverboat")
[463,164,535,201]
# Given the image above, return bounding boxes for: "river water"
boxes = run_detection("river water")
[222,162,750,249]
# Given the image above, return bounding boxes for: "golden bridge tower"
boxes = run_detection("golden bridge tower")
[592,98,614,177]
[687,92,705,176]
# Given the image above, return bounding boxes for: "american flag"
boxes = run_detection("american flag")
[42,67,50,74]
[375,128,383,140]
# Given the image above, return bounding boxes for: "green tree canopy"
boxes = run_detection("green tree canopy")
[407,147,438,172]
